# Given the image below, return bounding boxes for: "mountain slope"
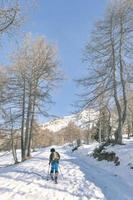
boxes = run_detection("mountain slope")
[41,109,98,132]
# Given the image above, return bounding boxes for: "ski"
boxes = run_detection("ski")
[46,176,58,184]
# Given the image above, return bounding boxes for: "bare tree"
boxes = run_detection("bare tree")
[77,0,133,144]
[6,35,62,161]
[0,0,21,37]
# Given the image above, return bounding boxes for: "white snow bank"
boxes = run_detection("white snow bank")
[72,138,133,200]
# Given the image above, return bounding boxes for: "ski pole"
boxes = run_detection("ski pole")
[46,164,50,180]
[59,165,64,180]
[44,163,49,167]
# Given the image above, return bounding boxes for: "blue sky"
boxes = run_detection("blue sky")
[1,0,108,120]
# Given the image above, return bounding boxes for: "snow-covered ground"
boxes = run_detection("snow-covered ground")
[0,138,133,200]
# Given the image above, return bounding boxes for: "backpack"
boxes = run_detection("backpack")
[51,152,60,162]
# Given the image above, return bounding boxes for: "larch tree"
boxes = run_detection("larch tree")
[77,0,133,144]
[8,35,62,161]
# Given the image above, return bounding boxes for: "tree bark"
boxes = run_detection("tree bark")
[21,77,26,161]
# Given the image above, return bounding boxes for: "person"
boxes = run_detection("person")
[49,148,60,183]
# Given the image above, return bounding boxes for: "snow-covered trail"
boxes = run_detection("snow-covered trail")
[70,148,133,200]
[0,147,105,200]
[0,145,132,200]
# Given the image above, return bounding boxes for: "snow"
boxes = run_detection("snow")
[41,116,74,132]
[40,109,98,132]
[73,138,133,200]
[0,138,133,200]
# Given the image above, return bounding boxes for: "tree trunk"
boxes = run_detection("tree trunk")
[24,87,32,158]
[110,18,123,144]
[21,77,26,161]
[27,80,37,157]
[11,129,18,164]
[10,109,18,164]
[27,105,35,157]
[127,120,130,139]
[99,118,102,143]
[119,14,127,127]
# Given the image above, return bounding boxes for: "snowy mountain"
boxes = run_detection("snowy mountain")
[40,109,98,132]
